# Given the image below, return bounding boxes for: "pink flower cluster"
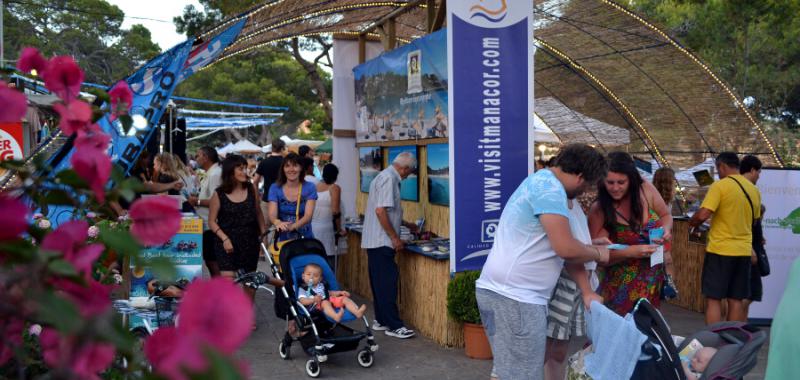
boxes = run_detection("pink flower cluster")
[14,48,135,203]
[145,278,254,380]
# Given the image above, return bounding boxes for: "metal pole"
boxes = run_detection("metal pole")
[1,0,5,69]
[168,107,173,153]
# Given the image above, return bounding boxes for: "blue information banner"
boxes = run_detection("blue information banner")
[447,0,534,272]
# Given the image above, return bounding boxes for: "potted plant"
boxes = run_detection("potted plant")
[447,270,492,359]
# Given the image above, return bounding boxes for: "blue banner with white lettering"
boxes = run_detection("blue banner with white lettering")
[447,0,534,272]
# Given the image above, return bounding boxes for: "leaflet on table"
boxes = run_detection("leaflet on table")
[130,217,203,298]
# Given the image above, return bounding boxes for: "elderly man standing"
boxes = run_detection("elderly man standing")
[188,146,223,277]
[361,152,418,339]
[690,152,761,325]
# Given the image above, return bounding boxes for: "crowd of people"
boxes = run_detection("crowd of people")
[477,144,768,380]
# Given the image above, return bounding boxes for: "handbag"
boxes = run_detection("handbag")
[728,177,770,276]
[268,188,302,265]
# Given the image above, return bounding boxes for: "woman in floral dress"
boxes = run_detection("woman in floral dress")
[588,152,673,316]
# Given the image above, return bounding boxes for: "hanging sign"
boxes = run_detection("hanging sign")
[0,123,25,161]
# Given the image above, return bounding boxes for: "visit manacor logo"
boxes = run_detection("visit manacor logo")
[778,207,800,234]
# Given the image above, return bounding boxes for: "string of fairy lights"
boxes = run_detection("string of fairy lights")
[534,38,671,169]
[0,130,63,191]
[600,0,784,168]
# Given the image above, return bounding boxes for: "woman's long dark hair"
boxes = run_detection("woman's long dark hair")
[219,154,249,194]
[597,152,644,241]
[276,153,305,185]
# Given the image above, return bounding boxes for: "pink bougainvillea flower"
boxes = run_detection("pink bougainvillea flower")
[144,278,253,379]
[108,81,133,120]
[71,131,111,203]
[0,195,29,241]
[0,318,24,365]
[17,47,48,75]
[53,101,92,136]
[55,278,111,317]
[42,56,84,102]
[0,86,27,123]
[145,327,207,380]
[41,220,88,257]
[178,278,254,353]
[40,328,114,380]
[41,220,103,276]
[129,196,182,246]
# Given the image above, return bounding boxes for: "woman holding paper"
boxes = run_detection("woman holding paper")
[588,152,673,316]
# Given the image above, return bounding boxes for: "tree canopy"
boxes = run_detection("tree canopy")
[625,0,800,164]
[2,0,161,84]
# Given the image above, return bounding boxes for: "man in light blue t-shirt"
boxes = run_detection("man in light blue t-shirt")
[475,144,610,380]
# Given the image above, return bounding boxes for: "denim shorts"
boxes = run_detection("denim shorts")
[476,288,548,379]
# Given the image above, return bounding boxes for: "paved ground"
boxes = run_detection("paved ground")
[239,263,770,379]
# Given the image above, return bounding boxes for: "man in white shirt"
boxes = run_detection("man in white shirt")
[475,144,610,380]
[361,152,419,339]
[188,146,223,277]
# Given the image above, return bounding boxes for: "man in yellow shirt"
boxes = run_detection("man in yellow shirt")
[689,152,761,325]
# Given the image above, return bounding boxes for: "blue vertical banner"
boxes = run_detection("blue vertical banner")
[448,0,534,272]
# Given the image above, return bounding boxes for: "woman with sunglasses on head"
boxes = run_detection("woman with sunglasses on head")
[588,152,673,316]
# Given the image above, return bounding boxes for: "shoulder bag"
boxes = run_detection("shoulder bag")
[268,187,302,265]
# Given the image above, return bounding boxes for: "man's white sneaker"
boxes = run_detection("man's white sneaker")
[385,326,415,339]
[371,320,389,331]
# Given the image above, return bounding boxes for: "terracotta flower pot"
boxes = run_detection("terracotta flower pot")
[463,322,493,360]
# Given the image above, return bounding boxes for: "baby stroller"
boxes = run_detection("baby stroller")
[569,299,765,380]
[262,237,378,378]
[675,321,766,380]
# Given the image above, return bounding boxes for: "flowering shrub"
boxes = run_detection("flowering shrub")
[1,48,252,379]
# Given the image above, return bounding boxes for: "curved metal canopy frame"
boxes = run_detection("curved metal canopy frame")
[197,0,783,170]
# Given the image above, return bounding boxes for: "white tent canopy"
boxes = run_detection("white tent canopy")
[216,142,235,156]
[231,139,262,153]
[261,135,324,153]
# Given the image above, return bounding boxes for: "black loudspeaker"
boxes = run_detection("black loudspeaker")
[163,116,187,164]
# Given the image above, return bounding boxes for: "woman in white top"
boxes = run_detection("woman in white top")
[311,164,347,270]
[544,198,611,380]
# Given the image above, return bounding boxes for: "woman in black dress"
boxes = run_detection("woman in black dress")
[208,155,268,308]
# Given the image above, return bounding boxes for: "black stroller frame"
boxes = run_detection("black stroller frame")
[261,235,378,378]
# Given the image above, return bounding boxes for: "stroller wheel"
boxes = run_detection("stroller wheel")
[278,341,290,360]
[305,359,321,378]
[357,349,374,368]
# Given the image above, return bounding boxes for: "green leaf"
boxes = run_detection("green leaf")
[48,259,79,277]
[120,189,137,202]
[98,225,143,259]
[111,165,126,184]
[87,88,110,104]
[149,257,178,282]
[33,292,82,334]
[119,115,133,134]
[0,240,37,261]
[55,170,88,189]
[44,189,76,206]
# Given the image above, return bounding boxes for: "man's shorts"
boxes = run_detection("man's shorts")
[749,263,763,302]
[701,252,751,300]
[476,288,547,379]
[547,269,586,340]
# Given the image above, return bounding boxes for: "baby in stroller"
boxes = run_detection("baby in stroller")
[682,347,717,380]
[298,263,367,322]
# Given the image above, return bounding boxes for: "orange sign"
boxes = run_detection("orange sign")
[0,123,24,161]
